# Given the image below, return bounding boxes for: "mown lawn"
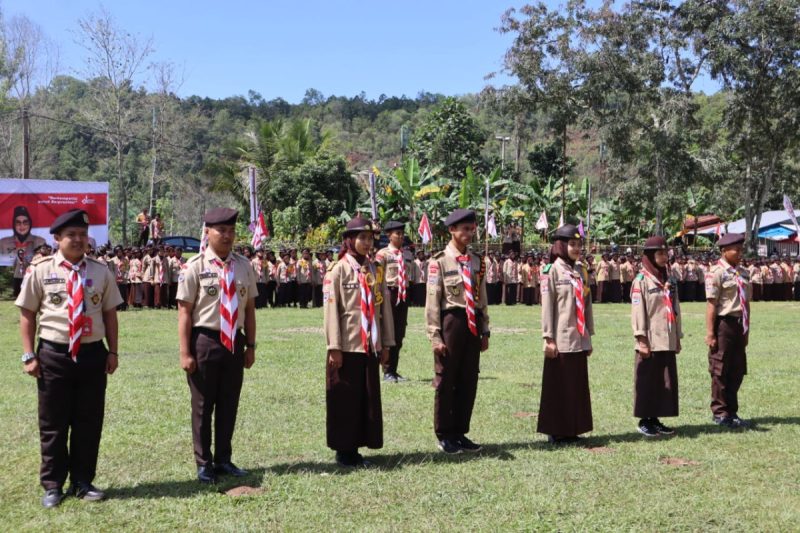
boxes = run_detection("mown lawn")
[0,300,798,531]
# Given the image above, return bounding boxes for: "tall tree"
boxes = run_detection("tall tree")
[76,8,153,244]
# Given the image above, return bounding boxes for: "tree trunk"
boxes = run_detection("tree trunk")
[744,163,754,253]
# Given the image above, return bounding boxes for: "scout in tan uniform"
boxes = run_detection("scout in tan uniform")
[705,232,752,429]
[413,250,428,307]
[127,249,144,307]
[12,248,29,297]
[376,220,415,382]
[108,245,129,310]
[596,254,610,303]
[296,248,314,308]
[521,254,537,305]
[177,208,259,483]
[323,216,394,467]
[425,209,490,454]
[630,236,682,437]
[312,251,327,308]
[16,209,122,508]
[251,248,269,309]
[620,256,635,303]
[502,251,519,305]
[538,224,595,444]
[793,259,800,300]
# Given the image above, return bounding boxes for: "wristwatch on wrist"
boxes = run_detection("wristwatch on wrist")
[21,352,36,364]
[245,342,257,350]
[483,331,491,339]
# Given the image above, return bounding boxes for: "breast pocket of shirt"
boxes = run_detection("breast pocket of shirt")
[443,275,462,298]
[199,278,220,302]
[44,286,68,309]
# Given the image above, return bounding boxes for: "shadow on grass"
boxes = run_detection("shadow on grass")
[266,441,525,476]
[108,468,268,499]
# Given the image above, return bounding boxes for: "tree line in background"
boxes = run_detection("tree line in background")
[0,1,798,252]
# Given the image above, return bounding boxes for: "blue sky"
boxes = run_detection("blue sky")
[7,0,718,102]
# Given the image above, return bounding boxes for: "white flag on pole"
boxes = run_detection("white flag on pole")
[487,214,498,238]
[535,211,549,231]
[783,194,800,236]
[558,210,565,228]
[418,213,432,244]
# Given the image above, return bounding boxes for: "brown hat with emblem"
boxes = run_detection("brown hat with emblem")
[203,207,238,226]
[343,216,379,237]
[717,232,745,248]
[551,224,581,242]
[444,209,477,227]
[643,236,668,251]
[50,208,90,234]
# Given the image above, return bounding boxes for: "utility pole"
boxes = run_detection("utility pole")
[22,107,31,179]
[149,107,157,216]
[495,135,510,171]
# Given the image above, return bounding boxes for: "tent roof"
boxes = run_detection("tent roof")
[697,210,794,235]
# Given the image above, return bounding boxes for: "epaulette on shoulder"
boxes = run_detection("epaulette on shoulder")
[432,251,445,259]
[187,254,203,264]
[31,255,51,266]
[542,263,553,274]
[85,256,104,266]
[635,273,644,280]
[327,259,339,272]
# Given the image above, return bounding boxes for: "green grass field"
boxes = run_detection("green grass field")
[1,300,798,531]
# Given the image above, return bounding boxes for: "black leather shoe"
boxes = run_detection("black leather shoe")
[456,435,482,452]
[197,465,217,484]
[69,482,106,501]
[215,461,248,477]
[41,488,64,509]
[437,439,462,454]
[335,450,361,467]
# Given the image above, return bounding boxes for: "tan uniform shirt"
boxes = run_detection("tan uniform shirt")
[705,260,751,317]
[631,272,682,352]
[176,247,258,330]
[749,265,762,284]
[620,262,635,283]
[251,258,268,284]
[521,263,537,288]
[794,263,800,283]
[596,260,610,282]
[671,263,685,281]
[170,256,186,283]
[376,244,416,287]
[609,260,621,281]
[312,259,327,285]
[13,256,29,278]
[109,256,129,283]
[296,259,313,284]
[502,258,519,284]
[425,243,490,346]
[322,257,395,353]
[484,257,499,284]
[15,251,123,344]
[540,257,594,353]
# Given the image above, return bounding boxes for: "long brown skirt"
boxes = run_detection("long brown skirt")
[326,352,383,451]
[537,351,593,437]
[633,351,679,418]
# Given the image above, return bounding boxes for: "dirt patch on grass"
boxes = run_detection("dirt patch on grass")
[659,457,700,467]
[513,411,538,418]
[224,485,265,496]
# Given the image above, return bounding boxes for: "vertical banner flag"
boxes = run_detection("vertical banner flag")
[487,213,498,238]
[535,211,549,231]
[783,195,800,236]
[0,178,109,266]
[578,221,585,238]
[199,223,208,253]
[369,171,378,221]
[248,166,257,225]
[418,213,432,244]
[251,210,268,248]
[558,210,565,228]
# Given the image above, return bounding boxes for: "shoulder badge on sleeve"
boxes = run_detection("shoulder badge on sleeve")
[542,263,552,274]
[635,273,644,280]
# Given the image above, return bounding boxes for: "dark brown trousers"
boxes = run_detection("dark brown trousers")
[433,310,481,440]
[168,282,178,309]
[537,351,593,438]
[634,351,679,418]
[312,284,323,308]
[326,352,383,451]
[597,281,607,303]
[36,340,108,490]
[383,287,408,375]
[622,281,633,303]
[753,283,763,301]
[187,328,244,466]
[709,316,747,418]
[504,283,519,305]
[609,280,622,303]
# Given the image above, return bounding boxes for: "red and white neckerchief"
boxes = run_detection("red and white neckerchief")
[61,258,87,361]
[394,248,408,303]
[456,255,479,336]
[564,265,586,336]
[641,269,676,330]
[212,257,238,352]
[344,253,379,354]
[720,259,749,334]
[159,258,166,284]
